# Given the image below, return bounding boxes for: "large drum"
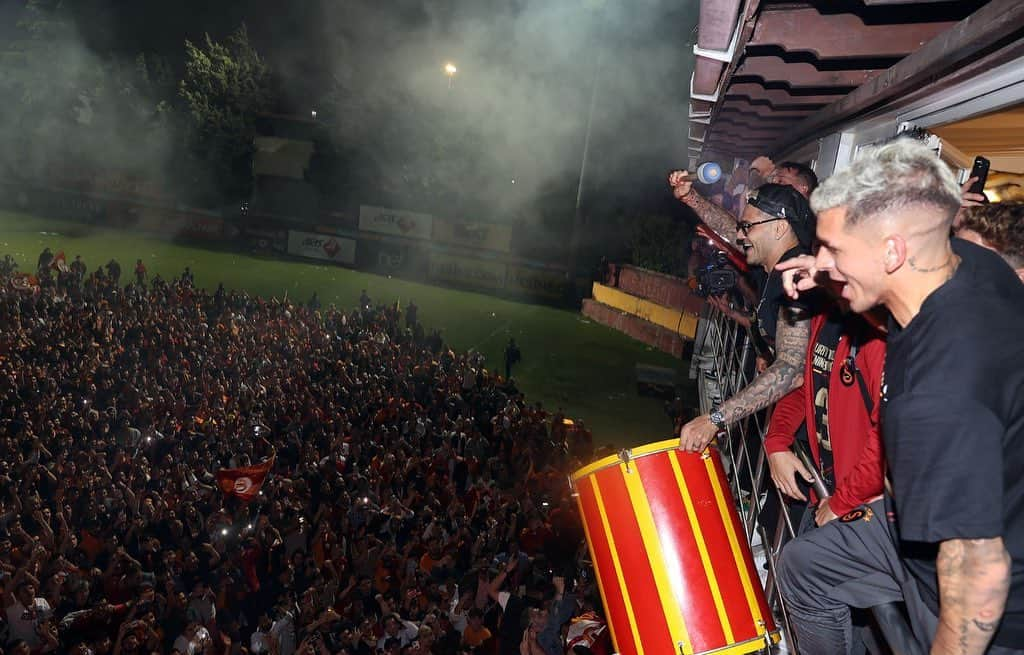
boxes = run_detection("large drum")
[572,440,779,655]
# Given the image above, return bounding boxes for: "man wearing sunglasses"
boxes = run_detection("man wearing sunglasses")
[669,176,820,452]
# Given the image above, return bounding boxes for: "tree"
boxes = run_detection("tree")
[0,0,175,183]
[628,214,691,276]
[179,24,271,204]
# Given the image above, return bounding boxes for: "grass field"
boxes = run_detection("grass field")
[1,210,692,446]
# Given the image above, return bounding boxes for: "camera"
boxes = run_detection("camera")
[695,252,738,298]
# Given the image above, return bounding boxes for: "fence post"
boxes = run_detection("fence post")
[692,308,800,653]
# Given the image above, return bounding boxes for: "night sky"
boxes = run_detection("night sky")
[2,0,697,217]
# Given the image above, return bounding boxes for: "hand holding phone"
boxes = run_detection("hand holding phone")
[967,156,990,203]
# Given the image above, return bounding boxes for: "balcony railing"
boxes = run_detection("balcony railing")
[690,305,800,654]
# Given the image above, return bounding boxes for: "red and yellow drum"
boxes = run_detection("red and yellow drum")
[572,440,779,655]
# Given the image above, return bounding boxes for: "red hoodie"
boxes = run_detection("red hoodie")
[764,313,886,516]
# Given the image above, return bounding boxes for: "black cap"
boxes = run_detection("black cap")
[747,183,817,250]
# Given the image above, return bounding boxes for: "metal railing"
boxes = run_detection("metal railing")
[690,306,800,653]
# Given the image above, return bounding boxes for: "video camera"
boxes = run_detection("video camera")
[695,251,738,298]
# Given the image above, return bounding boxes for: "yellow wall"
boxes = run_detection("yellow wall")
[592,283,699,339]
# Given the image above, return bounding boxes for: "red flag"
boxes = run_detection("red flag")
[216,457,274,501]
[51,251,69,273]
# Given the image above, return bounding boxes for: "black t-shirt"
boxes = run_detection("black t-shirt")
[752,246,815,359]
[883,239,1024,647]
[811,316,842,484]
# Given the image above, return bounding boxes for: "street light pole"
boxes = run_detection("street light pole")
[568,1,609,297]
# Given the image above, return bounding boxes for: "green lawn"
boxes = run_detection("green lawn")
[1,210,691,446]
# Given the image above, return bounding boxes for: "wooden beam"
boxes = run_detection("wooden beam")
[737,55,883,88]
[772,0,1024,155]
[715,118,801,134]
[710,137,775,146]
[750,7,954,59]
[702,0,766,157]
[708,139,775,151]
[697,0,744,51]
[718,104,816,119]
[712,127,777,137]
[725,82,846,106]
[862,0,952,4]
[693,57,726,96]
[691,99,714,114]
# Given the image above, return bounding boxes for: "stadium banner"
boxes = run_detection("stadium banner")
[242,226,289,253]
[287,230,357,265]
[428,252,507,291]
[505,264,569,299]
[41,163,173,201]
[132,207,227,241]
[2,186,106,221]
[359,205,434,240]
[432,218,513,254]
[357,239,429,278]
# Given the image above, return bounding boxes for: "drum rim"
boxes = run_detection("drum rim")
[571,438,695,482]
[689,630,781,655]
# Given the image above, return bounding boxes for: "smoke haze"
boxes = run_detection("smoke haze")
[0,2,176,196]
[0,0,694,223]
[306,0,693,217]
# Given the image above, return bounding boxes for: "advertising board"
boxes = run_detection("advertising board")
[505,264,569,299]
[428,253,507,291]
[287,230,357,265]
[357,240,429,277]
[432,218,513,253]
[359,205,433,240]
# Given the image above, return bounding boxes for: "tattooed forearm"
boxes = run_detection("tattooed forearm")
[931,538,1010,655]
[972,618,998,632]
[682,191,738,243]
[719,315,809,425]
[719,362,803,424]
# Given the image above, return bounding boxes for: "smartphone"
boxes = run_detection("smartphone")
[967,156,990,201]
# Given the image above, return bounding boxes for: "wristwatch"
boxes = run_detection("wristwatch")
[709,410,727,431]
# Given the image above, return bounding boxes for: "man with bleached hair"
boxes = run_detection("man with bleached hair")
[776,139,1024,655]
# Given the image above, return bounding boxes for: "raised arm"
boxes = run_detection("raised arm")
[931,537,1010,655]
[487,557,517,603]
[668,171,738,243]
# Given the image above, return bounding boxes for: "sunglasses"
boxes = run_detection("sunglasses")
[736,217,787,233]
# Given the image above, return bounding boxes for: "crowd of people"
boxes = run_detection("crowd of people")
[5,135,1022,655]
[0,259,610,655]
[670,142,1024,655]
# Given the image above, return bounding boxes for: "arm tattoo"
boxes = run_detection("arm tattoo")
[683,191,738,243]
[932,538,1011,655]
[719,313,809,425]
[972,619,998,632]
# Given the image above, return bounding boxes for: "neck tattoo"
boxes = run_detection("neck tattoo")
[908,253,957,274]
